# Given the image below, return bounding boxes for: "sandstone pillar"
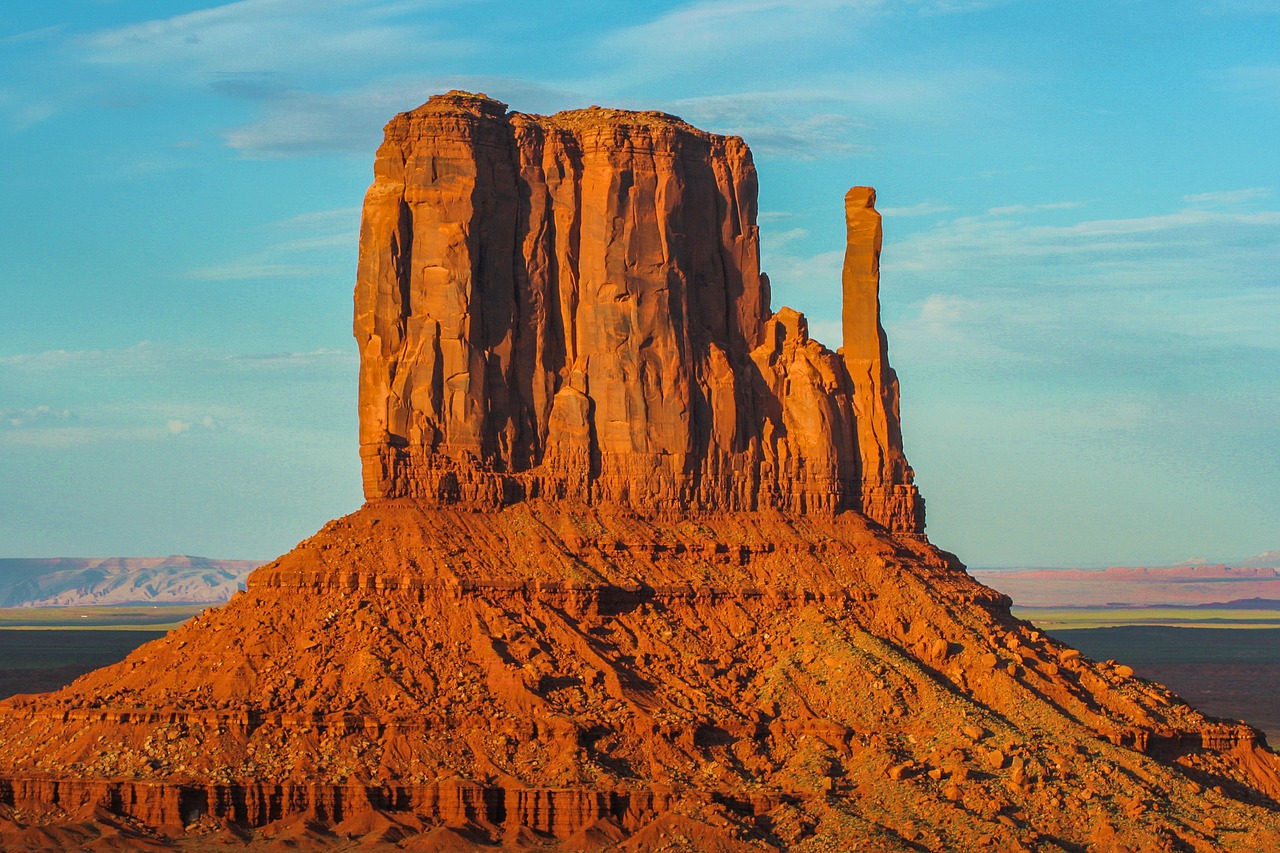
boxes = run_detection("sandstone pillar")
[842,187,923,534]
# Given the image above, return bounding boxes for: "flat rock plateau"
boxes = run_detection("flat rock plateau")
[1,92,1277,851]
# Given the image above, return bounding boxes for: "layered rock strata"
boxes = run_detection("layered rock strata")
[1,93,1278,851]
[356,92,920,532]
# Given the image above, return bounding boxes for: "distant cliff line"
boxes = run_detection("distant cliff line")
[0,556,263,607]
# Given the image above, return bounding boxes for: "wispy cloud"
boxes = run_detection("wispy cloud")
[270,207,360,230]
[1,25,64,43]
[1183,187,1271,207]
[0,343,354,451]
[886,205,1280,290]
[186,262,334,281]
[78,0,472,79]
[0,405,72,427]
[1214,64,1280,100]
[186,205,360,279]
[0,342,157,371]
[224,348,355,366]
[881,200,954,217]
[220,85,419,157]
[596,0,1004,79]
[221,76,573,158]
[1,341,354,376]
[0,425,170,449]
[672,92,868,158]
[985,201,1083,216]
[2,1,480,142]
[666,69,1004,158]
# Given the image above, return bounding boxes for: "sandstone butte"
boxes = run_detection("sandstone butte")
[0,92,1277,852]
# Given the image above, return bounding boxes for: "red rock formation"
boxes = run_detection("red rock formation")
[355,91,917,531]
[841,187,922,533]
[1,93,1278,851]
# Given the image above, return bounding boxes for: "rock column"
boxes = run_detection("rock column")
[841,187,924,534]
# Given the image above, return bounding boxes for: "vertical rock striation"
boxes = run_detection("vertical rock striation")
[355,91,921,532]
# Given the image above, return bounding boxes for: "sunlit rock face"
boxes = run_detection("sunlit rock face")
[355,91,921,532]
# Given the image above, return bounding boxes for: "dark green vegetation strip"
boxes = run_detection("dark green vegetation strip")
[1015,606,1280,630]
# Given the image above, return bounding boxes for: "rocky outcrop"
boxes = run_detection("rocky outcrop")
[356,91,920,532]
[1,93,1278,851]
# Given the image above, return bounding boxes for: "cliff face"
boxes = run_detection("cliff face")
[355,91,920,531]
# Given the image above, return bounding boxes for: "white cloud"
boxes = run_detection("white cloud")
[597,0,1004,77]
[1215,65,1280,99]
[761,248,845,307]
[0,405,72,427]
[0,425,170,449]
[78,0,471,79]
[186,204,361,279]
[220,86,413,157]
[0,342,156,371]
[760,195,1280,400]
[0,342,354,377]
[889,294,1032,367]
[663,67,1004,160]
[186,262,334,281]
[673,92,869,158]
[885,205,1280,288]
[224,348,355,366]
[598,0,883,69]
[271,207,361,231]
[880,201,954,217]
[761,227,810,251]
[221,76,574,158]
[986,201,1083,216]
[3,1,481,142]
[167,419,191,435]
[0,26,65,45]
[1183,187,1271,207]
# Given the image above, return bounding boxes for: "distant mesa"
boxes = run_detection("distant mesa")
[0,91,1277,851]
[974,560,1280,608]
[0,556,262,608]
[1240,549,1280,568]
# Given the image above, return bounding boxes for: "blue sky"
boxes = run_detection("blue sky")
[1,0,1276,566]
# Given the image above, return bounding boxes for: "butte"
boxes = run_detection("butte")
[1,91,1278,852]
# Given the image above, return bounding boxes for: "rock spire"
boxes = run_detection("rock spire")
[841,186,923,532]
